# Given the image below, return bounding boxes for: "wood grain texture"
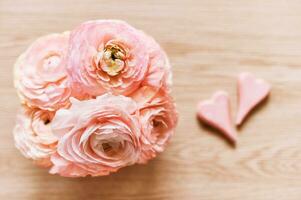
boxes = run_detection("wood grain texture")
[1,0,301,199]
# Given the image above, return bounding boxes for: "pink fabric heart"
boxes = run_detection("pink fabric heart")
[197,91,237,143]
[236,72,271,125]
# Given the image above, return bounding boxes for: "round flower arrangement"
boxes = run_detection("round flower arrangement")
[13,20,178,177]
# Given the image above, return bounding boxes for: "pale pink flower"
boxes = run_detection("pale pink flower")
[49,94,141,177]
[134,88,178,164]
[13,107,58,167]
[14,32,71,111]
[67,20,171,98]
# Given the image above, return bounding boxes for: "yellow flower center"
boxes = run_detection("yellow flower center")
[102,42,126,76]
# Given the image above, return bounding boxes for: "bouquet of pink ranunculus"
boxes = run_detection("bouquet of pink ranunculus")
[13,20,178,177]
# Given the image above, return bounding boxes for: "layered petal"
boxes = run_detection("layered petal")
[136,88,178,163]
[14,32,71,111]
[138,32,172,91]
[13,107,58,167]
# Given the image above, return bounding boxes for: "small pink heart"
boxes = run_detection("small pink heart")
[197,91,237,143]
[236,72,271,125]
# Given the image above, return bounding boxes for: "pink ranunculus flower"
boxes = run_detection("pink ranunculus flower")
[133,88,178,164]
[49,94,141,177]
[67,20,171,98]
[14,32,71,111]
[13,107,58,167]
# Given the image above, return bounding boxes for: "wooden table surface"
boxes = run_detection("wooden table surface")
[1,0,301,199]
